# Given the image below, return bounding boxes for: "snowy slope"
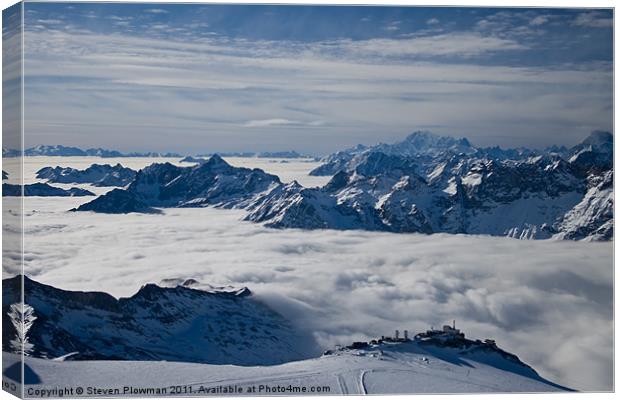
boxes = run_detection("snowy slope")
[554,170,613,240]
[1,275,570,394]
[3,338,567,395]
[2,276,318,366]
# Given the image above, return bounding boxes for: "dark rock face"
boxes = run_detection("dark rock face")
[36,164,137,187]
[72,189,157,214]
[3,183,94,197]
[2,275,318,366]
[179,156,207,164]
[75,155,281,212]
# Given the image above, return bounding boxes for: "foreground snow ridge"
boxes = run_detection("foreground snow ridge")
[3,276,569,394]
[2,275,318,366]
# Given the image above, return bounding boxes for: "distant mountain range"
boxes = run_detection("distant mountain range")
[309,130,610,176]
[2,145,182,158]
[3,182,94,197]
[198,150,309,159]
[2,145,312,159]
[36,164,137,187]
[72,130,612,241]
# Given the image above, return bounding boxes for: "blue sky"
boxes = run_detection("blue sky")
[13,4,614,154]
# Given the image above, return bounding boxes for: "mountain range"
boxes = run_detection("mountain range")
[2,275,567,393]
[73,154,282,212]
[3,145,311,159]
[2,275,317,366]
[253,131,612,240]
[3,145,181,158]
[3,183,94,197]
[73,131,612,241]
[36,164,137,187]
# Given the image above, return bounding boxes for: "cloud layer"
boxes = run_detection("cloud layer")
[5,157,613,391]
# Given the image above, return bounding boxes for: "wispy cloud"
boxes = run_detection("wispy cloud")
[573,11,613,28]
[20,26,612,152]
[244,119,301,127]
[144,8,169,14]
[18,6,613,153]
[339,32,526,58]
[36,19,63,25]
[384,20,401,31]
[243,119,325,128]
[529,15,549,26]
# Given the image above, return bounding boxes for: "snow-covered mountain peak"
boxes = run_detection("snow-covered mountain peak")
[202,153,230,170]
[403,130,472,150]
[373,130,476,157]
[157,277,252,297]
[580,130,612,149]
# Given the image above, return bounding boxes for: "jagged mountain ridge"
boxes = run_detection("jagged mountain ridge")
[74,131,612,241]
[2,275,317,365]
[245,132,612,240]
[3,145,182,158]
[73,155,281,212]
[36,164,137,187]
[3,145,311,159]
[309,130,613,178]
[2,183,94,197]
[285,131,612,240]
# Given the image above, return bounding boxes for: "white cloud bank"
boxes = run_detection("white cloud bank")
[4,158,612,392]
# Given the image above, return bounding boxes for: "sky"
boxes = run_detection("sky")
[8,4,615,154]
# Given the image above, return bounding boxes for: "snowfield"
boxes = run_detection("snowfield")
[2,156,613,391]
[3,337,567,397]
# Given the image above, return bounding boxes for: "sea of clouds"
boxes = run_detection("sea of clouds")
[2,157,613,391]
